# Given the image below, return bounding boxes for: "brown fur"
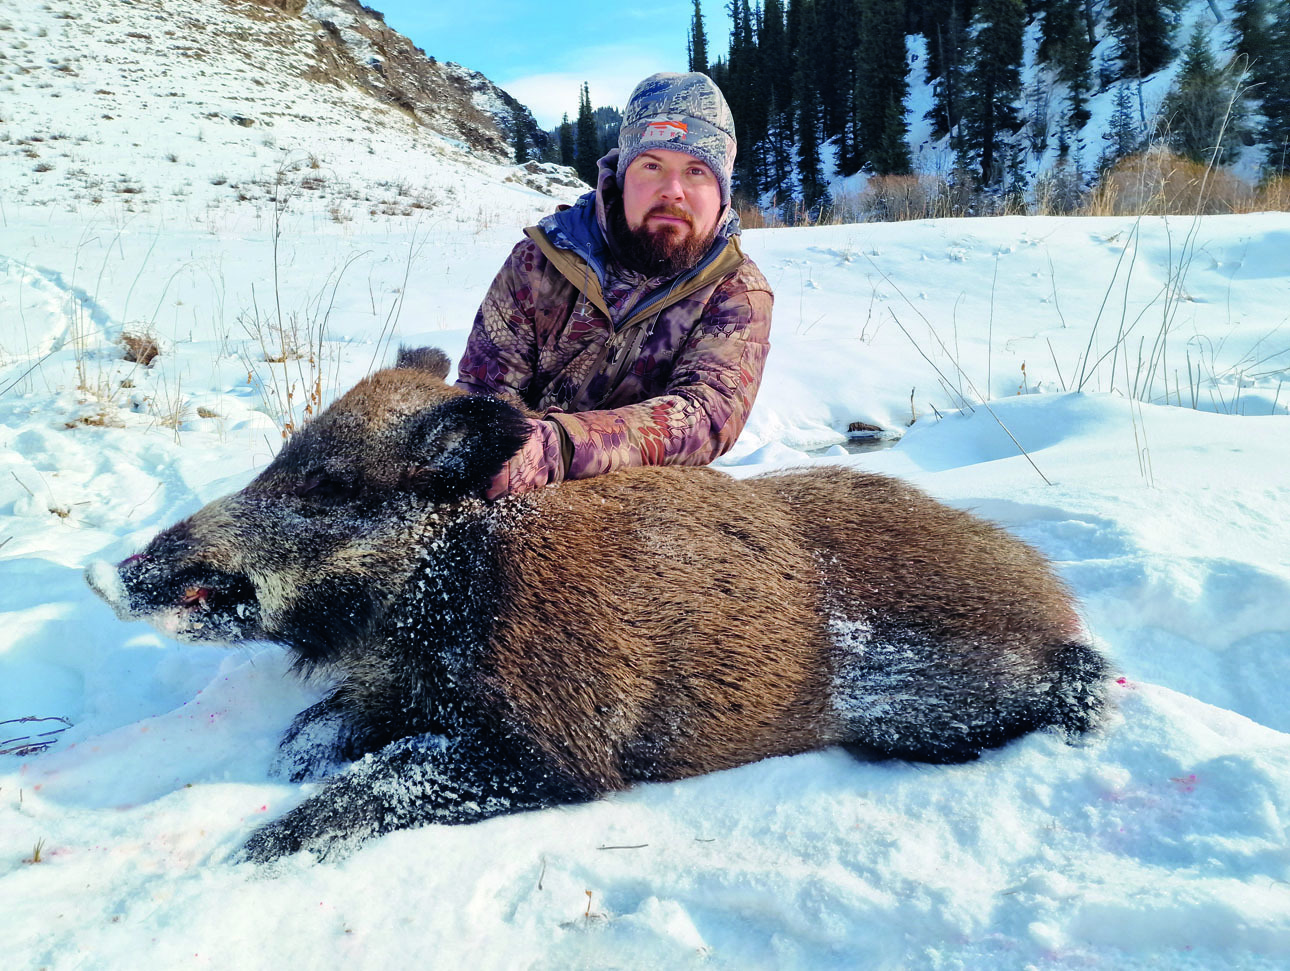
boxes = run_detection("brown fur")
[88,347,1109,862]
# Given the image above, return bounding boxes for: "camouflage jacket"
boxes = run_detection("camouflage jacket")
[456,152,773,482]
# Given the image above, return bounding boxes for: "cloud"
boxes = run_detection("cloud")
[496,47,681,129]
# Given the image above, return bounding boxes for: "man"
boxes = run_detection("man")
[456,72,773,496]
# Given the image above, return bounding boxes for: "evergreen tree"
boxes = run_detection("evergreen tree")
[1159,24,1245,166]
[513,115,527,164]
[960,0,1026,186]
[1036,0,1094,130]
[575,83,599,185]
[812,0,854,143]
[872,94,914,174]
[849,0,911,175]
[1258,7,1290,172]
[762,0,793,113]
[689,0,710,74]
[793,54,828,212]
[1100,83,1143,169]
[558,113,574,168]
[925,1,972,140]
[1232,0,1270,68]
[725,0,769,199]
[1036,0,1081,72]
[760,0,796,192]
[1107,0,1174,79]
[593,105,623,157]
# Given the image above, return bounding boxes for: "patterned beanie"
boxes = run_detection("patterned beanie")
[616,72,737,206]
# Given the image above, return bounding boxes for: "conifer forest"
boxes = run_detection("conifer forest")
[540,1,1290,221]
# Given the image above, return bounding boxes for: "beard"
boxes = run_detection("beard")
[610,203,718,278]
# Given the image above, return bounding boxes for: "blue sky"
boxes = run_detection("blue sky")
[371,1,731,128]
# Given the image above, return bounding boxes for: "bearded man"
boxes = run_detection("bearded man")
[455,72,774,496]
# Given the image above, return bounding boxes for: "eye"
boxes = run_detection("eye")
[295,473,361,502]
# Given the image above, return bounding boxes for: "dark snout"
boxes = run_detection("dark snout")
[84,527,264,644]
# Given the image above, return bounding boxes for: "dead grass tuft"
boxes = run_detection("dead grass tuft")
[121,331,161,366]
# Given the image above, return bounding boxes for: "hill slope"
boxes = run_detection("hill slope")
[0,0,580,223]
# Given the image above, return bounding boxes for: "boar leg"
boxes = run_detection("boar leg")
[270,695,367,783]
[238,731,584,864]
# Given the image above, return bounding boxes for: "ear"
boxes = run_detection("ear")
[404,394,531,499]
[395,346,452,379]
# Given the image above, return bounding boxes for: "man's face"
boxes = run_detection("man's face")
[621,149,723,261]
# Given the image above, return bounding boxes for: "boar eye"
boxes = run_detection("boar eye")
[296,473,360,502]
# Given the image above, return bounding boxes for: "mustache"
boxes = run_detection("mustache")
[645,205,695,229]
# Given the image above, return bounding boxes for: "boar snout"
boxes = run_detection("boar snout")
[85,558,129,610]
[85,544,263,644]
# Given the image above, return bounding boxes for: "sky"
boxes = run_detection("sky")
[369,0,733,128]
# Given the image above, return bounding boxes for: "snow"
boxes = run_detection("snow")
[4,1,1290,968]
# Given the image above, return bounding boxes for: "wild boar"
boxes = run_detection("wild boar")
[86,346,1109,863]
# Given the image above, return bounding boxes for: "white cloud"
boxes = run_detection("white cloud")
[497,47,681,129]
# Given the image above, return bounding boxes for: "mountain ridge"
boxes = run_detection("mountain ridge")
[0,0,580,223]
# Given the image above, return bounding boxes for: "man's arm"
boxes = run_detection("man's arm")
[456,241,543,401]
[457,240,571,497]
[546,265,772,480]
[459,246,773,495]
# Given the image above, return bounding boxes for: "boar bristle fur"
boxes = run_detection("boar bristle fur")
[88,346,1111,863]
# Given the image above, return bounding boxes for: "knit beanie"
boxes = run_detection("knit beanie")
[616,72,737,207]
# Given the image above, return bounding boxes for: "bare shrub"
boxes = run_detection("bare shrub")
[733,201,768,229]
[1087,148,1254,215]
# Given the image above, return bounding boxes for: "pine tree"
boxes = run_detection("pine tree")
[1258,6,1290,172]
[1036,0,1080,71]
[689,0,709,74]
[872,94,914,174]
[1232,0,1270,68]
[513,115,527,164]
[793,55,828,213]
[1100,83,1142,170]
[575,83,599,185]
[1037,0,1094,129]
[849,0,911,175]
[1107,0,1174,79]
[812,0,853,143]
[925,0,972,140]
[1159,24,1245,166]
[593,105,623,157]
[725,0,768,200]
[558,114,574,168]
[760,0,796,192]
[960,0,1025,186]
[762,0,793,113]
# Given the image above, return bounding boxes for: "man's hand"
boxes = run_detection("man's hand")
[485,418,566,499]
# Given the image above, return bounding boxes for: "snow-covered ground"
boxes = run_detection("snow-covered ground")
[4,0,1290,967]
[4,191,1289,968]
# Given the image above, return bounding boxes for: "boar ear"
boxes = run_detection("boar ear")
[406,394,530,498]
[395,346,451,379]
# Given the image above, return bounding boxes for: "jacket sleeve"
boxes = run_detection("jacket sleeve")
[456,240,543,400]
[545,267,773,479]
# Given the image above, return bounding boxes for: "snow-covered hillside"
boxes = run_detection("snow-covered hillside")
[2,1,1290,968]
[0,0,578,224]
[834,0,1265,202]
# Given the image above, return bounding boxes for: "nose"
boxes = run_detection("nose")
[658,171,684,201]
